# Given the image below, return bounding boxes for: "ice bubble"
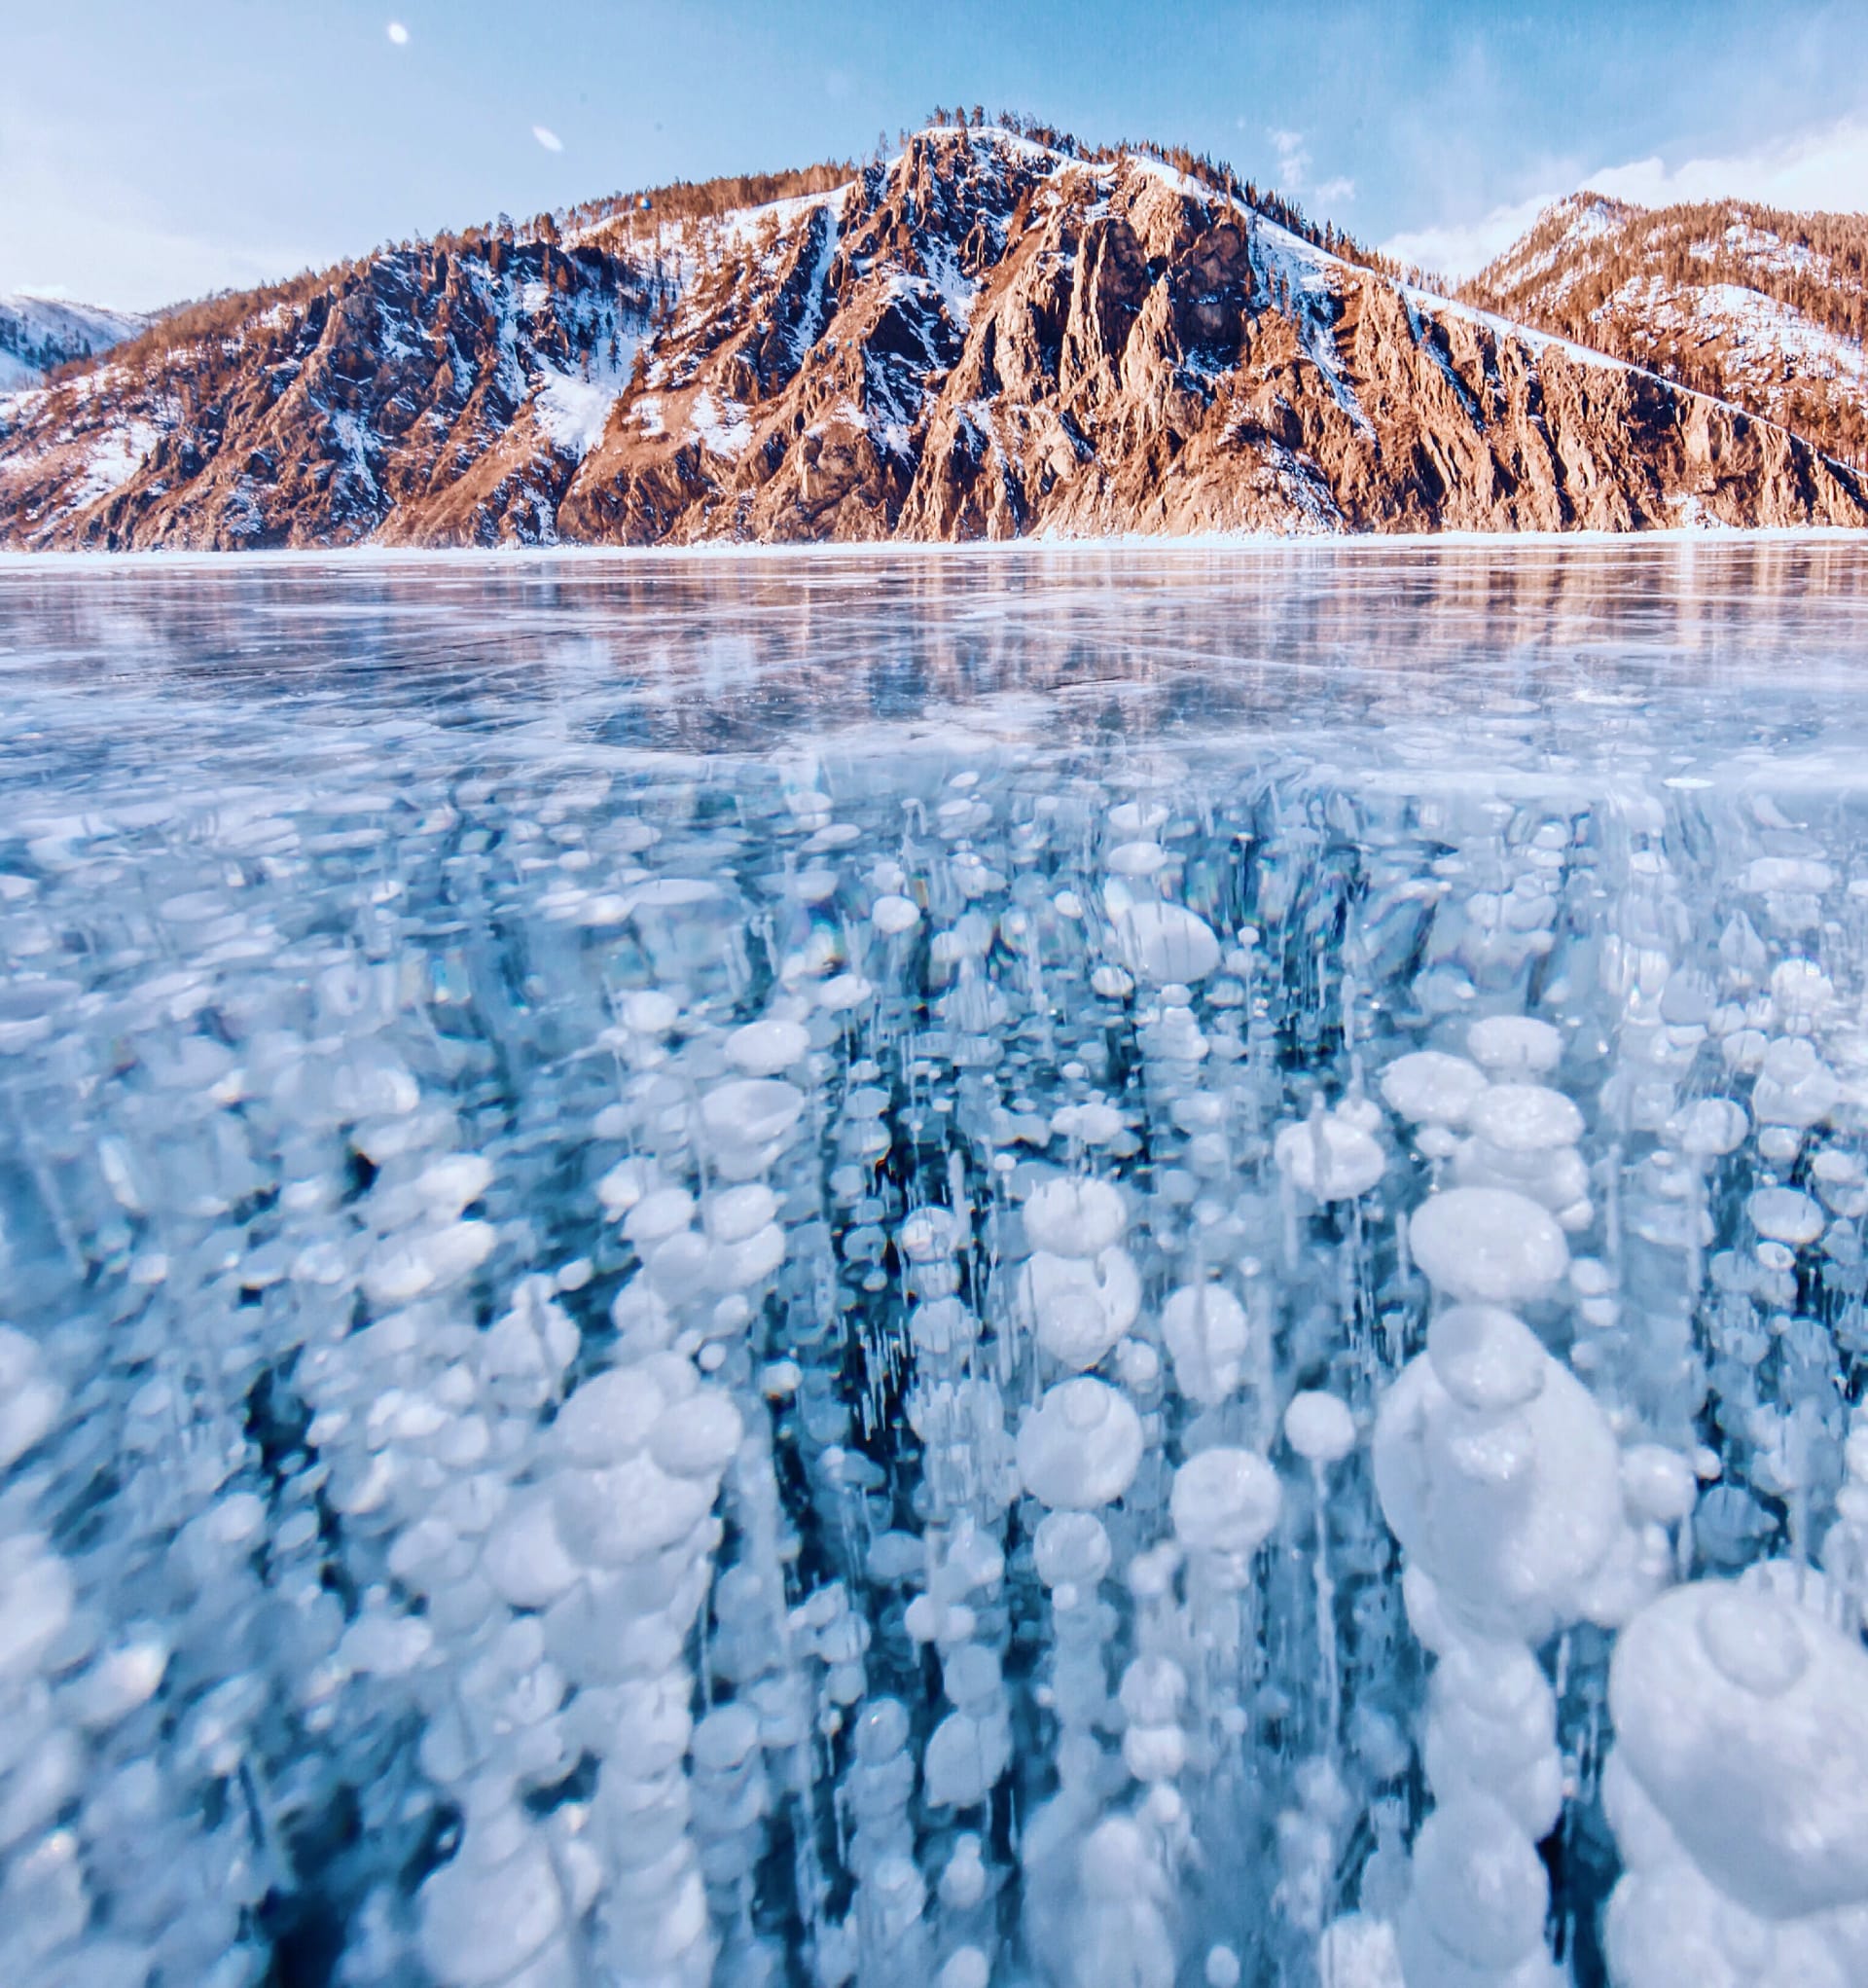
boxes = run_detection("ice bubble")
[1033,1511,1113,1589]
[898,1207,960,1262]
[1667,1098,1748,1158]
[417,1807,565,1988]
[1169,1447,1281,1557]
[1275,1114,1387,1200]
[938,1949,990,1988]
[554,1451,716,1563]
[700,1077,805,1172]
[1608,1576,1868,1920]
[1399,1794,1550,1973]
[1024,1175,1127,1255]
[481,1495,584,1609]
[1111,900,1221,985]
[649,1391,743,1477]
[624,1186,696,1246]
[1752,1036,1839,1128]
[1021,1247,1140,1369]
[0,1328,62,1470]
[596,1157,648,1215]
[1620,1446,1699,1526]
[704,1182,779,1244]
[1091,963,1135,999]
[1380,1051,1489,1126]
[1466,1015,1563,1075]
[1466,1084,1584,1152]
[1408,1189,1568,1304]
[416,1151,494,1214]
[1425,1306,1547,1414]
[1376,1309,1633,1641]
[924,1709,1012,1808]
[1742,856,1835,894]
[819,972,874,1012]
[1161,1282,1251,1406]
[871,893,922,934]
[725,1017,809,1075]
[622,989,681,1034]
[551,1371,668,1470]
[1285,1391,1357,1465]
[1017,1379,1144,1509]
[1747,1186,1824,1247]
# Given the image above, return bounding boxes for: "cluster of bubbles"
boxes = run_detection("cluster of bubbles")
[5,606,1868,1988]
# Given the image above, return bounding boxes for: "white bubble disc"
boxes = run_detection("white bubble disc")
[1170,1447,1281,1557]
[1380,1050,1488,1126]
[1409,1188,1568,1303]
[1274,1114,1387,1200]
[1111,900,1221,984]
[1284,1391,1357,1465]
[1017,1378,1144,1509]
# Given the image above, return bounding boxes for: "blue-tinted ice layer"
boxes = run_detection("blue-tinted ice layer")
[3,546,1868,1988]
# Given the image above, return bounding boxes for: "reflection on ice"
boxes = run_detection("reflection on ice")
[2,544,1868,1986]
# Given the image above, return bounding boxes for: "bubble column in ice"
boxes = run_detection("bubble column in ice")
[1600,1568,1868,1986]
[1370,1077,1665,1987]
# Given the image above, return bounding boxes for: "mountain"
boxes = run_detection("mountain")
[1461,192,1868,467]
[2,127,1864,550]
[0,293,150,392]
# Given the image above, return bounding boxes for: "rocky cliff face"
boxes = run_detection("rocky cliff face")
[4,130,1865,549]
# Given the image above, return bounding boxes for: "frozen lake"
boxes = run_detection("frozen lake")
[3,539,1868,1988]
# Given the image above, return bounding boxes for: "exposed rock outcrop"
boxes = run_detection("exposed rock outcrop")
[3,130,1863,549]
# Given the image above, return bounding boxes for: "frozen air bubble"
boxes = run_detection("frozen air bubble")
[1023,1175,1127,1255]
[1022,1247,1141,1369]
[871,893,921,934]
[1016,1378,1144,1509]
[1425,1307,1547,1414]
[1379,1051,1488,1126]
[1110,901,1221,985]
[1274,1115,1387,1201]
[1466,1084,1585,1153]
[1161,1281,1251,1406]
[1466,1015,1563,1075]
[725,1018,810,1075]
[1033,1511,1113,1589]
[1169,1447,1281,1557]
[1285,1391,1357,1465]
[1746,1186,1824,1247]
[1408,1188,1568,1304]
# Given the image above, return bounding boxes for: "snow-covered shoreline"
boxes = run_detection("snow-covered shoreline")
[3,522,1866,574]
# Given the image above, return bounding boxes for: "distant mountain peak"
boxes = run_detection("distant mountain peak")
[1461,189,1868,467]
[0,294,150,393]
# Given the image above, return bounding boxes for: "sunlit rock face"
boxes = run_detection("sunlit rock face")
[1,546,1867,1987]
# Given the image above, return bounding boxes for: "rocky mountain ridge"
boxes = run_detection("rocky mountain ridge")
[3,128,1865,548]
[1462,192,1868,468]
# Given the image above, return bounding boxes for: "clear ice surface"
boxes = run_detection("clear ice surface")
[3,541,1868,1986]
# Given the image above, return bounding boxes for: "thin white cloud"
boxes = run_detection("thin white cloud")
[1269,127,1311,193]
[1311,175,1356,207]
[532,125,563,154]
[1383,112,1868,280]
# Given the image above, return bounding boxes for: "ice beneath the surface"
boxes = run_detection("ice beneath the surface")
[5,543,1868,1987]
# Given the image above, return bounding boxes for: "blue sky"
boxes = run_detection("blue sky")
[8,1,1868,309]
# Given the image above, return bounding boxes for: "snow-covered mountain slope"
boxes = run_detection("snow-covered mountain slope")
[1462,194,1868,467]
[0,293,150,391]
[2,128,1863,550]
